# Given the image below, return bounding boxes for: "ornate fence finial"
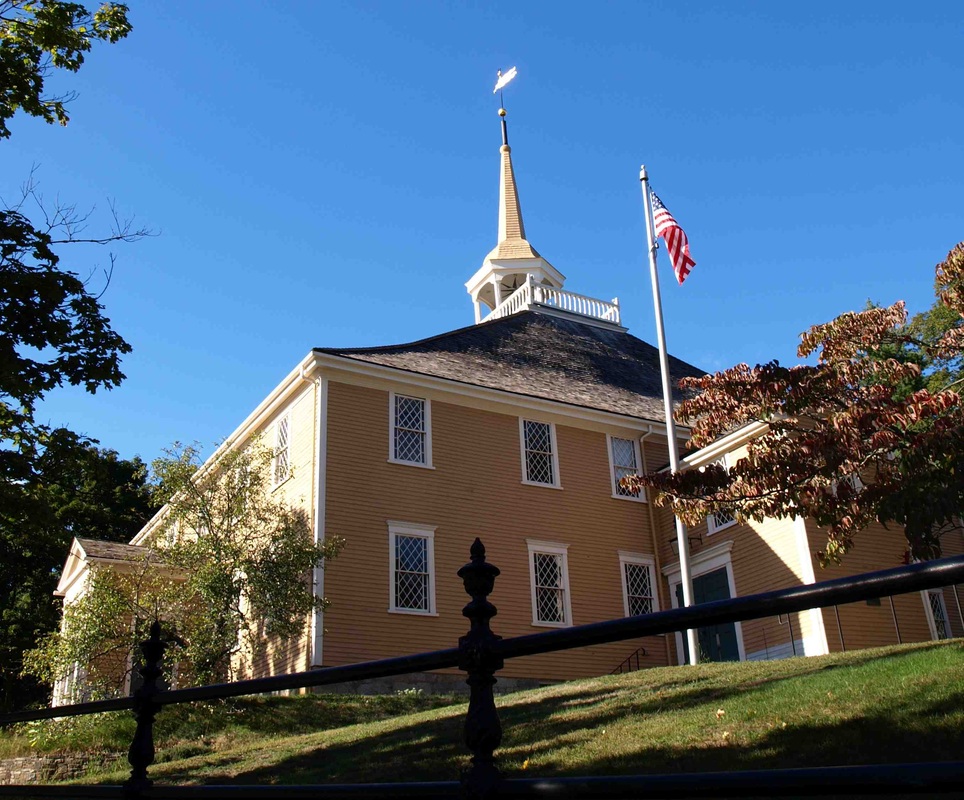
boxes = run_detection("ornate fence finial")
[458,538,504,800]
[124,619,166,796]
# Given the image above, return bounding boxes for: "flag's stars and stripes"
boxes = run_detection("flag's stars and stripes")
[651,191,695,285]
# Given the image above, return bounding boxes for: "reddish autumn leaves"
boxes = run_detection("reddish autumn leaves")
[626,243,964,565]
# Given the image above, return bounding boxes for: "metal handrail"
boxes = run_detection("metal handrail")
[2,544,963,798]
[611,646,647,674]
[4,554,963,726]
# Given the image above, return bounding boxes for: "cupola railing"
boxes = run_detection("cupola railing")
[483,275,621,325]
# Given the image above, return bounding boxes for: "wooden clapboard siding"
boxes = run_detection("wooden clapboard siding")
[730,516,811,660]
[260,383,316,517]
[242,626,309,681]
[810,521,964,652]
[237,382,317,680]
[321,380,663,681]
[186,370,964,686]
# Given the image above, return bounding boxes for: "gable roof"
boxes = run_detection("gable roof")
[75,538,148,563]
[56,537,154,597]
[315,309,705,421]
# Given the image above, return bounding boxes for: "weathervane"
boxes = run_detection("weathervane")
[493,66,517,146]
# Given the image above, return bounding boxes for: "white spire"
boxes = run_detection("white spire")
[465,107,565,323]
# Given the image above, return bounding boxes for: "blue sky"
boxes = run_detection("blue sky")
[7,1,963,464]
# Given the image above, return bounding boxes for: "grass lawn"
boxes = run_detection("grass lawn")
[5,639,963,789]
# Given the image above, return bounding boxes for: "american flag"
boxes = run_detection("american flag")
[651,191,695,285]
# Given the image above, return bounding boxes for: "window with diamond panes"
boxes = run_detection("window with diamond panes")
[523,420,555,485]
[926,589,950,640]
[623,561,655,617]
[610,436,641,498]
[393,534,430,612]
[393,395,427,464]
[709,509,736,531]
[706,456,736,533]
[273,415,290,485]
[533,552,567,624]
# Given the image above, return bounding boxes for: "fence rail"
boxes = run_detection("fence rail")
[3,541,964,798]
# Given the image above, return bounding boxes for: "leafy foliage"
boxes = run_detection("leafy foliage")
[23,556,171,700]
[1,0,141,488]
[1,433,153,710]
[0,2,147,711]
[628,243,964,565]
[0,1,131,138]
[0,184,149,710]
[27,442,344,694]
[0,201,134,452]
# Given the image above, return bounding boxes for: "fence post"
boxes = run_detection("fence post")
[458,538,504,800]
[124,619,166,797]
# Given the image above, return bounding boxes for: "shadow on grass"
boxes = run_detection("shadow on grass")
[153,708,468,785]
[83,642,964,791]
[163,673,964,786]
[170,691,964,788]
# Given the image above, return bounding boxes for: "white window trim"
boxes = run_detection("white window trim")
[663,540,746,665]
[607,434,646,502]
[618,551,659,618]
[272,413,291,488]
[705,454,736,534]
[388,392,434,469]
[922,587,951,641]
[519,418,562,489]
[527,539,572,628]
[388,521,438,616]
[707,510,737,535]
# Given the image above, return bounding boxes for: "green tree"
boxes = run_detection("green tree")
[27,442,343,696]
[1,431,154,710]
[0,2,142,710]
[0,0,131,139]
[627,243,964,565]
[0,189,144,491]
[1,0,138,483]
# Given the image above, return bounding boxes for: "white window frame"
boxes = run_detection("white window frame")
[705,455,736,534]
[527,539,572,627]
[608,435,646,502]
[618,552,659,618]
[922,587,951,641]
[388,392,433,469]
[388,522,437,616]
[273,413,291,487]
[519,419,561,488]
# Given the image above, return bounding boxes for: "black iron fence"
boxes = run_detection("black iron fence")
[3,540,964,798]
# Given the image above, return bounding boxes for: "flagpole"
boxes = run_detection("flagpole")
[639,164,700,666]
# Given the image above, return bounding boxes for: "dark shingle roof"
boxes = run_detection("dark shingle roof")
[315,310,705,422]
[76,538,148,562]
